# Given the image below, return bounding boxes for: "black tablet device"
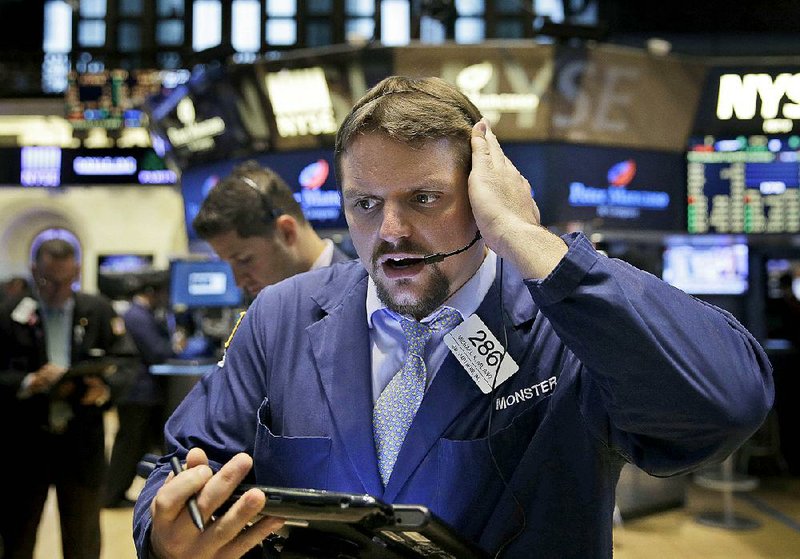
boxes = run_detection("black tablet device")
[136,456,488,558]
[62,360,115,378]
[220,484,489,559]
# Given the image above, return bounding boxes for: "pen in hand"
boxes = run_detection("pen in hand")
[170,456,205,532]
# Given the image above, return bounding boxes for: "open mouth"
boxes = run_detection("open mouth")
[385,256,425,269]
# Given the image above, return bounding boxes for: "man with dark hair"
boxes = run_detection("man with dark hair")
[1,276,32,303]
[0,238,129,559]
[104,270,177,509]
[135,77,773,558]
[193,161,351,299]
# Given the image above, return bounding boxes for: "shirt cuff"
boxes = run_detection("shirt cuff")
[16,373,35,399]
[524,232,600,307]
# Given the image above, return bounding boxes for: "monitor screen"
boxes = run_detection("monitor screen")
[507,143,686,231]
[662,236,749,295]
[169,260,243,309]
[180,148,345,241]
[686,135,800,233]
[764,258,800,341]
[98,254,154,273]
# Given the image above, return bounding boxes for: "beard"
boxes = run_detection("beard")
[371,239,451,320]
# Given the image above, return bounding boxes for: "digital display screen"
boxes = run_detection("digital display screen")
[61,147,177,185]
[1,147,176,187]
[169,260,243,309]
[180,148,346,241]
[662,236,749,295]
[66,68,188,130]
[98,254,154,273]
[506,143,686,231]
[687,135,800,233]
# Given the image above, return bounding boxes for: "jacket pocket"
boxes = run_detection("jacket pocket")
[435,400,547,537]
[253,398,332,489]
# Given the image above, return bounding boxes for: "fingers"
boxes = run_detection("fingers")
[151,451,283,559]
[218,512,284,559]
[78,377,110,405]
[208,487,273,557]
[472,118,506,170]
[471,118,494,170]
[153,462,214,525]
[196,453,255,526]
[186,446,210,469]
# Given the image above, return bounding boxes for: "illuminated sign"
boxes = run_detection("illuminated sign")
[66,68,190,131]
[716,73,800,133]
[21,146,61,187]
[265,68,338,138]
[568,160,670,219]
[294,158,340,220]
[298,159,329,189]
[138,169,178,184]
[73,156,137,175]
[455,62,541,124]
[166,97,226,152]
[188,271,228,295]
[63,148,175,185]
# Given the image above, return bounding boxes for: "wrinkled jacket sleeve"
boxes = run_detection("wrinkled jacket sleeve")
[132,299,272,557]
[526,232,774,475]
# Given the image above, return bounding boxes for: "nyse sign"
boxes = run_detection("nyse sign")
[397,44,702,150]
[550,48,703,150]
[553,59,639,134]
[716,73,800,133]
[265,67,338,138]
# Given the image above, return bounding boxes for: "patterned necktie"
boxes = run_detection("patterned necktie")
[373,307,462,485]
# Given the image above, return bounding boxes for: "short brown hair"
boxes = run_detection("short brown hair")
[192,160,306,240]
[334,76,483,186]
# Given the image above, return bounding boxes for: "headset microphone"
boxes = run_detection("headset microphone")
[420,230,482,265]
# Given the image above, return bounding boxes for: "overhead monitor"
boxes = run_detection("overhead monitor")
[506,142,685,231]
[169,260,243,309]
[662,235,749,295]
[180,147,346,243]
[687,135,800,233]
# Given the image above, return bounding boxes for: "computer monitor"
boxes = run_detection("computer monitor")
[98,253,154,273]
[686,135,800,234]
[505,142,686,231]
[169,260,242,309]
[662,236,749,295]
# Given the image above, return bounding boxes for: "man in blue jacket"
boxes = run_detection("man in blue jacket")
[134,76,774,558]
[104,271,176,509]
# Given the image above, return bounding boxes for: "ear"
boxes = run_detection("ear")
[70,259,81,279]
[274,214,299,246]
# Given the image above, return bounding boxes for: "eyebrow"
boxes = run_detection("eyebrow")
[342,180,453,200]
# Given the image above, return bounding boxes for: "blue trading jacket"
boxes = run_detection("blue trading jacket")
[134,233,773,558]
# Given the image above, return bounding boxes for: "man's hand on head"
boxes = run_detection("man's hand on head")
[468,118,568,279]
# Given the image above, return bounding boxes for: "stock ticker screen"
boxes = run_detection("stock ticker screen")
[687,135,800,233]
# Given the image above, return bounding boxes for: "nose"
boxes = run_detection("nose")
[378,203,412,244]
[231,266,248,289]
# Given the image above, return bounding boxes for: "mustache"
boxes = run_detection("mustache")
[371,239,430,263]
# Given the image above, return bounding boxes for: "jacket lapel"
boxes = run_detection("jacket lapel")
[383,259,538,501]
[307,270,384,496]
